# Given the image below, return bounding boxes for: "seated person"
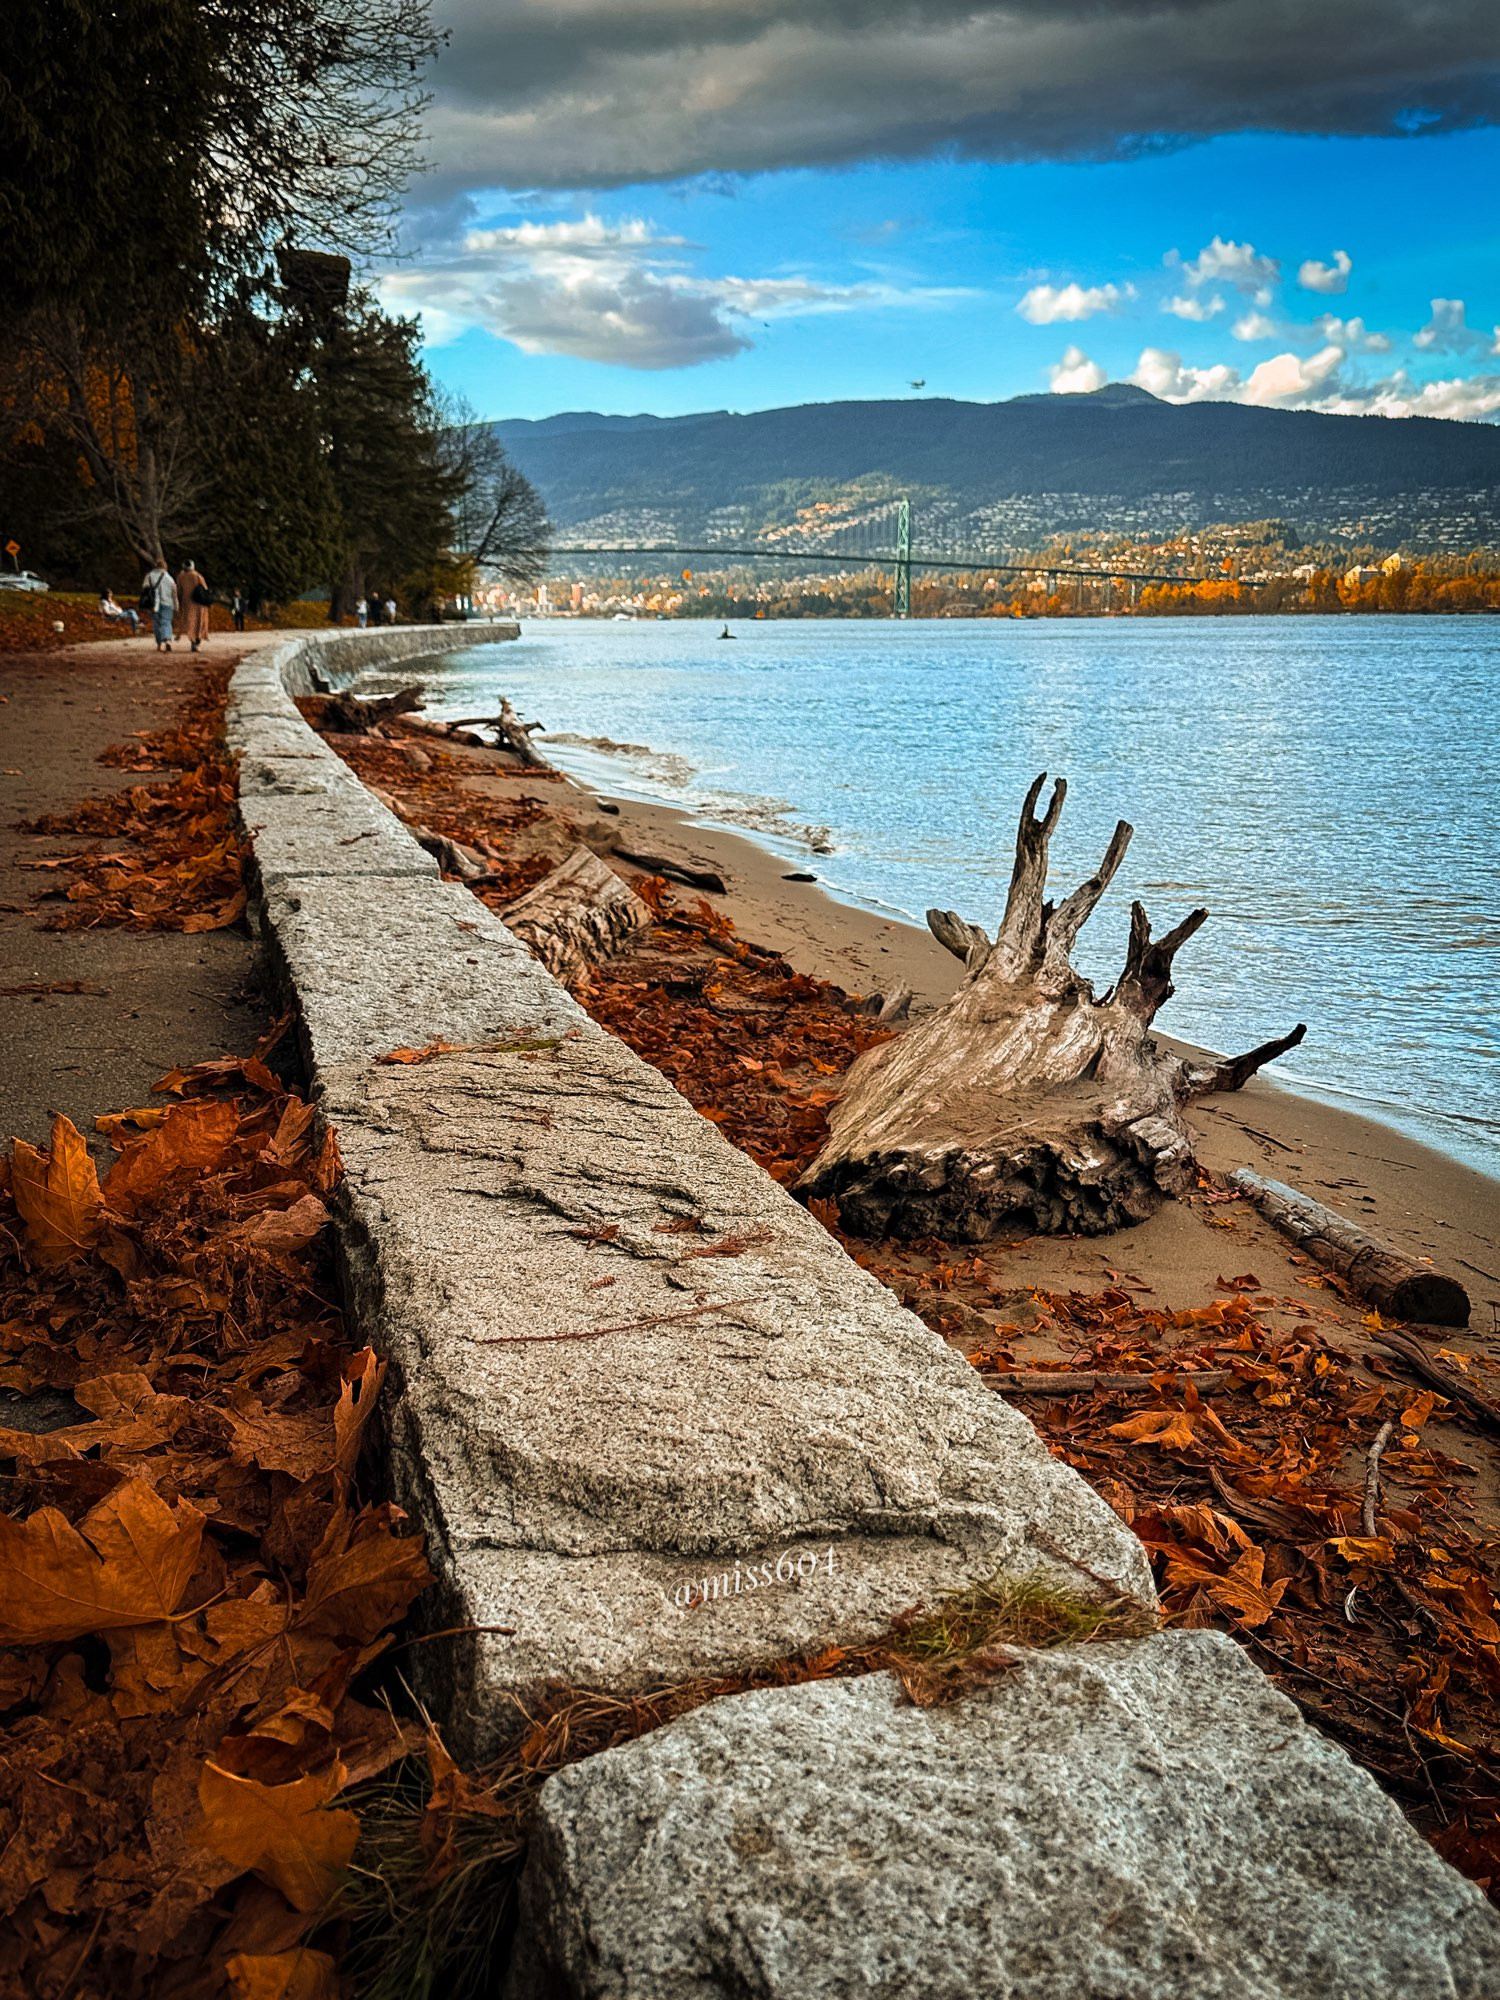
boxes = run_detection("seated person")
[99,589,141,635]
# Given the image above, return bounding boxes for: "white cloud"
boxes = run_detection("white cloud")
[1351,371,1500,419]
[1017,280,1134,324]
[1130,347,1240,402]
[1170,236,1280,293]
[1163,293,1224,322]
[1231,310,1279,341]
[1049,344,1108,393]
[1413,298,1500,355]
[377,211,965,368]
[1241,344,1347,405]
[1297,249,1352,294]
[1131,336,1500,421]
[1313,313,1391,353]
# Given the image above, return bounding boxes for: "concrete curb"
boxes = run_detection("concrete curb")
[228,629,1155,1754]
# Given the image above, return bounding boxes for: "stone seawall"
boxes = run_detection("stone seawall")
[228,629,1500,1999]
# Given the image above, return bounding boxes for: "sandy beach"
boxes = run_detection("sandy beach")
[548,773,1499,1339]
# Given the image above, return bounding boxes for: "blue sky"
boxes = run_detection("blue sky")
[382,4,1500,423]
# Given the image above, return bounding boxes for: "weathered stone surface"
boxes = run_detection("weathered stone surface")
[229,634,1158,1759]
[509,1630,1500,2000]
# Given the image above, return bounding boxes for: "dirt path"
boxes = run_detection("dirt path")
[0,631,286,1148]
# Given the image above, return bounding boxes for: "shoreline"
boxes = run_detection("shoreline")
[558,771,1499,1317]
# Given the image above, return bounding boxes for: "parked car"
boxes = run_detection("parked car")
[0,570,48,592]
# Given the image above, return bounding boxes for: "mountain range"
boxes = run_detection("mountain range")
[491,385,1500,556]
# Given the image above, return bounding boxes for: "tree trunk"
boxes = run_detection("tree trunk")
[501,846,651,981]
[799,774,1305,1240]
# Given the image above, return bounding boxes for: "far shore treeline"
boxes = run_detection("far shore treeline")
[0,0,548,618]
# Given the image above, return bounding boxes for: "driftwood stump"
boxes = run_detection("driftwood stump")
[800,775,1305,1239]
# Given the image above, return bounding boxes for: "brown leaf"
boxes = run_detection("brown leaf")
[236,1195,331,1260]
[1106,1407,1199,1451]
[10,1114,104,1266]
[0,1478,206,1644]
[196,1760,358,1912]
[332,1349,385,1496]
[227,1948,341,2000]
[103,1098,241,1213]
[298,1510,431,1644]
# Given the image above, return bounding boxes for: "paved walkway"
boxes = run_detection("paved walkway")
[0,631,284,1150]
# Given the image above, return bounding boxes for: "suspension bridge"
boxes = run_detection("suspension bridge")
[548,497,1211,615]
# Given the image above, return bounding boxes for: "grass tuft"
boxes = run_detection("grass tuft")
[334,1570,1155,1998]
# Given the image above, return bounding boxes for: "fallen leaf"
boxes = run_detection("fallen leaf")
[103,1098,241,1213]
[1106,1408,1199,1451]
[10,1114,104,1265]
[197,1761,358,1913]
[0,1479,206,1644]
[227,1948,341,2000]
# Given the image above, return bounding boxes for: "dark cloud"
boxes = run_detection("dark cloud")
[422,0,1500,193]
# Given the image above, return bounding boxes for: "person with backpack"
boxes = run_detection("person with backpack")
[177,560,211,652]
[140,558,176,650]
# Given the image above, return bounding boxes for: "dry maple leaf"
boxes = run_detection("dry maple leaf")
[197,1760,359,1913]
[0,1477,205,1644]
[297,1512,432,1645]
[103,1097,241,1213]
[1106,1407,1199,1451]
[10,1113,103,1266]
[227,1947,341,2000]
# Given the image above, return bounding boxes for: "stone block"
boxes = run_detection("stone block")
[508,1631,1500,2000]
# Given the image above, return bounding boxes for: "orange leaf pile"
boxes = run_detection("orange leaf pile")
[19,665,247,932]
[0,1043,430,1996]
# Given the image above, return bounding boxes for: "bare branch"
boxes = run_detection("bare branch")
[1183,1023,1307,1097]
[991,773,1066,975]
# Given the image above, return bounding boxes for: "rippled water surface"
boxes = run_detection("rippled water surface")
[396,617,1499,1176]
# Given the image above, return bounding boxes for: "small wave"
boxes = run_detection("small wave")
[545,733,698,790]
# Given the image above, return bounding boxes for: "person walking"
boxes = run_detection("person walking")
[141,557,176,650]
[355,595,368,628]
[178,559,211,652]
[384,595,397,626]
[230,585,247,633]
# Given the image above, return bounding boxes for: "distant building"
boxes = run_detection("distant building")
[1292,563,1318,581]
[1343,565,1382,588]
[1380,552,1407,575]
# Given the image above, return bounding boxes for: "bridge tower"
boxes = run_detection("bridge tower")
[894,498,911,618]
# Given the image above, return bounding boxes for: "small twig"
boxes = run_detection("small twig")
[385,1622,518,1654]
[1362,1418,1396,1537]
[988,1368,1230,1396]
[55,1910,105,2000]
[472,1300,735,1346]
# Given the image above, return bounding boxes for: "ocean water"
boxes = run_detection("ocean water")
[379,617,1500,1178]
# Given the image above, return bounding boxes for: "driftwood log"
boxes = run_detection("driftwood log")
[1229,1169,1470,1327]
[611,846,728,895]
[323,684,424,733]
[799,774,1306,1240]
[436,700,555,770]
[501,846,651,981]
